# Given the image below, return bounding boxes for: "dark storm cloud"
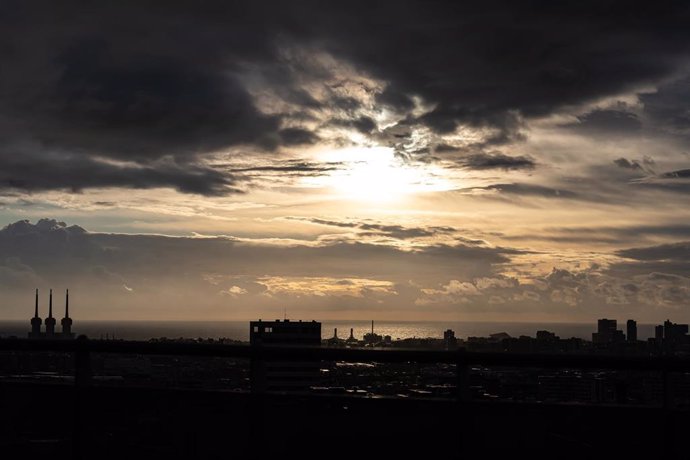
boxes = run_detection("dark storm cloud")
[434,144,460,153]
[505,224,690,245]
[617,241,690,261]
[5,219,690,319]
[0,148,238,195]
[459,152,536,171]
[328,116,378,134]
[660,169,690,179]
[277,128,320,146]
[229,161,341,175]
[292,217,457,240]
[567,109,642,134]
[634,168,690,194]
[0,218,510,289]
[610,241,690,277]
[640,76,690,134]
[3,2,690,194]
[466,183,580,199]
[613,158,644,170]
[1,35,283,157]
[334,2,690,135]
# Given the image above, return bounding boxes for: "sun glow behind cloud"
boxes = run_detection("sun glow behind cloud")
[306,146,453,203]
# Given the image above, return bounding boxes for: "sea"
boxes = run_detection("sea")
[0,320,659,342]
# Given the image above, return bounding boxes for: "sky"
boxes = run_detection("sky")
[1,1,690,322]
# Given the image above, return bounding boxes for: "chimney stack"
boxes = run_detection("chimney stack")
[30,289,42,337]
[45,289,56,336]
[61,289,73,338]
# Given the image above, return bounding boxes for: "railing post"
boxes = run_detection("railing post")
[455,348,472,457]
[73,335,91,460]
[662,366,674,458]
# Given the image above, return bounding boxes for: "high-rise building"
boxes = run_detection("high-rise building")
[655,325,664,342]
[249,319,321,393]
[663,320,689,347]
[592,319,625,344]
[626,320,637,342]
[536,330,559,341]
[444,329,458,349]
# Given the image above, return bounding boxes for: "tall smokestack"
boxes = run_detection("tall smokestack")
[334,328,338,339]
[45,288,56,336]
[371,320,374,335]
[61,289,73,338]
[30,289,42,338]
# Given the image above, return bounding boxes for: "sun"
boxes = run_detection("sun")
[308,146,451,203]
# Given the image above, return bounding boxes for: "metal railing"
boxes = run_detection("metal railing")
[1,336,689,459]
[2,336,690,402]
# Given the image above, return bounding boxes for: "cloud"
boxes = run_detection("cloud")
[611,242,690,278]
[613,158,643,170]
[660,169,690,179]
[3,218,690,321]
[463,183,580,199]
[0,257,39,287]
[277,128,320,146]
[329,116,378,134]
[0,148,239,195]
[291,217,458,240]
[631,167,690,195]
[220,286,248,297]
[458,152,536,170]
[3,2,690,195]
[640,75,690,135]
[0,218,513,319]
[617,241,690,262]
[228,160,342,176]
[505,224,690,246]
[567,109,642,135]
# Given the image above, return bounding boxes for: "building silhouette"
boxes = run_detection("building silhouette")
[346,327,358,344]
[363,320,382,345]
[627,319,637,342]
[28,289,75,339]
[44,289,56,335]
[29,289,42,338]
[659,319,690,351]
[61,289,74,339]
[249,319,321,392]
[655,325,664,342]
[444,329,458,349]
[592,319,625,344]
[325,327,344,347]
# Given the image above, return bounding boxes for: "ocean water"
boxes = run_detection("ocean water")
[0,319,658,342]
